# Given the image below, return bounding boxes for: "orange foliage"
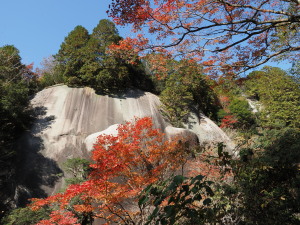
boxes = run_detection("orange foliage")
[31,117,189,224]
[108,0,300,77]
[220,115,238,128]
[219,95,230,109]
[108,36,149,64]
[36,210,80,225]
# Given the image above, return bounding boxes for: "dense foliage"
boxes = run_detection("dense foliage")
[137,128,300,225]
[1,206,51,225]
[62,158,90,186]
[38,19,154,94]
[139,174,216,225]
[1,2,300,223]
[228,128,300,224]
[245,66,300,128]
[29,117,191,224]
[160,59,220,126]
[0,45,37,218]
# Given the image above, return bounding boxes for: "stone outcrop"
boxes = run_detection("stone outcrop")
[15,84,234,205]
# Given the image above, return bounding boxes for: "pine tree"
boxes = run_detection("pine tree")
[54,25,89,85]
[90,19,121,53]
[160,65,194,127]
[0,45,24,82]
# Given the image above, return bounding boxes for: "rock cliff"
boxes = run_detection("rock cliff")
[15,85,234,206]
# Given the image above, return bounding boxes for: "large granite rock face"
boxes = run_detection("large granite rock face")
[15,85,234,206]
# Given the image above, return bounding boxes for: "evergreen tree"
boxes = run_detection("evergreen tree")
[54,25,89,85]
[160,59,219,127]
[0,45,24,82]
[160,74,194,127]
[88,19,132,93]
[46,20,152,93]
[80,20,121,81]
[0,45,32,219]
[90,19,121,53]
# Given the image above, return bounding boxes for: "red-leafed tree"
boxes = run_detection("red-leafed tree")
[30,117,191,224]
[108,0,300,77]
[36,210,80,225]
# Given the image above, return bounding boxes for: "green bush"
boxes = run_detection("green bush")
[1,207,50,225]
[230,128,300,225]
[63,158,90,186]
[229,98,255,128]
[39,72,66,88]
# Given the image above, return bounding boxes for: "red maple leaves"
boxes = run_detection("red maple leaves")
[31,117,189,224]
[36,210,80,225]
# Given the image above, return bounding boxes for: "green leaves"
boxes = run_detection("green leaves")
[245,66,300,128]
[139,174,216,224]
[230,128,300,224]
[228,98,255,128]
[138,195,149,206]
[54,25,89,86]
[63,158,90,186]
[52,19,152,94]
[0,45,33,217]
[160,59,220,127]
[0,45,23,82]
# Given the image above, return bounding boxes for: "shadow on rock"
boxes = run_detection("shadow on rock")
[14,106,62,207]
[106,89,146,99]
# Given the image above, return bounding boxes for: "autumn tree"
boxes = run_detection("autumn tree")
[36,210,80,225]
[108,0,300,77]
[30,117,190,224]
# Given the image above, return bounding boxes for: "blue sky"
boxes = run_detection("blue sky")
[0,0,130,67]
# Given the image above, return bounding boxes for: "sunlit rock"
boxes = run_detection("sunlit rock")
[16,84,234,206]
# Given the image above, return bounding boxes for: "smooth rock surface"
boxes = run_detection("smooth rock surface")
[84,124,199,152]
[16,84,234,205]
[184,113,235,150]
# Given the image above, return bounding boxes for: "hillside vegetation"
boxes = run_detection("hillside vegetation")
[1,16,300,225]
